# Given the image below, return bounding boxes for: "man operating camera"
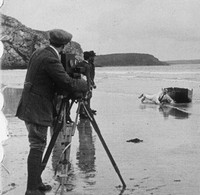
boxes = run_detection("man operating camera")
[16,29,88,195]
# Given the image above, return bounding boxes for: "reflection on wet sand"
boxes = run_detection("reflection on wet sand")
[159,105,191,119]
[51,127,68,172]
[51,124,76,191]
[51,118,96,191]
[139,103,191,120]
[76,119,96,185]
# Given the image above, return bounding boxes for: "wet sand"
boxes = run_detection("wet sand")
[1,66,200,195]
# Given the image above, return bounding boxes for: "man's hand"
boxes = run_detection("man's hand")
[76,78,88,92]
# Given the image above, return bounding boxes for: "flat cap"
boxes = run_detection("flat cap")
[49,29,72,45]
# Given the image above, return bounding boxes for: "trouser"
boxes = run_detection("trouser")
[25,122,48,190]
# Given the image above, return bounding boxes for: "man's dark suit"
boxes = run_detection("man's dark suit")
[16,46,87,126]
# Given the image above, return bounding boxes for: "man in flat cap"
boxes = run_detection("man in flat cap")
[16,29,88,195]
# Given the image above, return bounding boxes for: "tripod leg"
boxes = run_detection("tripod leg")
[82,101,126,189]
[41,98,72,174]
[39,98,75,193]
[55,184,61,195]
[41,101,65,173]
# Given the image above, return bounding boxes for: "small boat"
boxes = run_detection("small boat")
[164,87,193,103]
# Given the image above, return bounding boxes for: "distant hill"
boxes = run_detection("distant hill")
[95,53,168,67]
[165,59,200,65]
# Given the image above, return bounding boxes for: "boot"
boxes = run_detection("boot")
[25,148,43,194]
[38,156,52,192]
[38,176,52,192]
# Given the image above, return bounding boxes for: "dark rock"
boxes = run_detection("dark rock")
[0,14,83,69]
[126,138,143,143]
[174,179,181,182]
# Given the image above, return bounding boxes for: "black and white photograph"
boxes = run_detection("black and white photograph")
[0,0,200,194]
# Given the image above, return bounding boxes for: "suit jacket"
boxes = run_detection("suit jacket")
[16,46,87,126]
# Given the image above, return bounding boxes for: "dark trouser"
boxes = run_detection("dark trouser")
[25,122,48,190]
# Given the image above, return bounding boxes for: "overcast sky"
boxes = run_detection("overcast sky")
[1,0,200,60]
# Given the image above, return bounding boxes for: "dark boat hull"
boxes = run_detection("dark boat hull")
[164,87,193,103]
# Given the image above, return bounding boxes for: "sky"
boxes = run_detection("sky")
[1,0,200,60]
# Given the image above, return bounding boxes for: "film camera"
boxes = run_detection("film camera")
[60,53,92,100]
[60,53,89,79]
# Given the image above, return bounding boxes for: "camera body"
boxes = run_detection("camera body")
[60,53,91,99]
[60,53,88,79]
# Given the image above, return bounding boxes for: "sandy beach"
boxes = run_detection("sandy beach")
[1,65,200,195]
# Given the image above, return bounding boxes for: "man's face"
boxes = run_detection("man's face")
[59,45,65,55]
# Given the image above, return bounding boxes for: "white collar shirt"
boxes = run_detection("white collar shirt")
[49,45,60,59]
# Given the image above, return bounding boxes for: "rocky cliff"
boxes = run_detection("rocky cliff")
[0,14,83,69]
